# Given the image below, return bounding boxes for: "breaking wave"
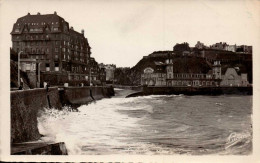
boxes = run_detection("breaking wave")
[38,91,252,155]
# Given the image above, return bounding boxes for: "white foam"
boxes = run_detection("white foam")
[38,97,147,154]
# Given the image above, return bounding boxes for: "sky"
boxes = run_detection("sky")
[0,0,259,67]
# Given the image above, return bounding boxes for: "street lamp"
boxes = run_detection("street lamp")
[38,62,41,87]
[18,51,23,87]
[89,68,92,86]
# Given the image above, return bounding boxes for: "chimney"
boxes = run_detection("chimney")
[37,12,40,15]
[70,26,74,30]
[54,11,57,15]
[81,29,84,35]
[27,12,30,15]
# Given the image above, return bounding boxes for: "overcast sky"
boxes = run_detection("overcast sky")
[0,0,259,67]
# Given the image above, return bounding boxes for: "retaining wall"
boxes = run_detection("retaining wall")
[62,87,94,105]
[11,86,114,143]
[91,86,105,100]
[142,86,252,95]
[11,88,62,143]
[61,86,115,105]
[114,85,143,91]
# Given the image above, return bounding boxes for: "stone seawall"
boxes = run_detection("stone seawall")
[61,86,114,105]
[11,86,114,144]
[11,88,62,143]
[61,87,94,105]
[142,86,252,96]
[114,85,143,91]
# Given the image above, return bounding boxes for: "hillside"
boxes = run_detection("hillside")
[114,50,252,85]
[127,55,211,85]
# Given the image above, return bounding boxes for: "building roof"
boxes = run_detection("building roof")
[11,12,68,34]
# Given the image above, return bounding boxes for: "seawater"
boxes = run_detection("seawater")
[38,88,252,155]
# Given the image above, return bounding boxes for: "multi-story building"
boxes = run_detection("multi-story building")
[104,64,116,83]
[225,45,237,52]
[236,45,252,54]
[210,42,228,50]
[89,57,99,82]
[195,41,207,49]
[140,59,246,87]
[11,12,91,85]
[98,63,106,85]
[220,68,249,86]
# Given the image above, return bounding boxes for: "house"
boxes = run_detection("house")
[220,68,249,86]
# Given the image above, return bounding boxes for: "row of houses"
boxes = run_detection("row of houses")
[11,12,115,87]
[141,59,249,87]
[195,41,252,53]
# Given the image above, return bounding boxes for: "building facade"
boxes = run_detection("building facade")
[11,12,92,85]
[141,59,247,87]
[210,42,228,50]
[104,64,116,83]
[225,45,237,52]
[195,41,207,49]
[220,68,249,86]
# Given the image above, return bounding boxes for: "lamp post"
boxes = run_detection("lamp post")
[38,62,41,87]
[18,51,23,87]
[89,68,92,86]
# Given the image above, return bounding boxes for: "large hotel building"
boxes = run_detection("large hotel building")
[11,12,92,84]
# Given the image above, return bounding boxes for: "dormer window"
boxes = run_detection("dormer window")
[53,27,58,31]
[15,29,20,32]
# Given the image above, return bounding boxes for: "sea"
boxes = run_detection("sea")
[37,88,252,155]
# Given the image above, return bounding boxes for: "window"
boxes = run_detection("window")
[55,63,59,71]
[53,27,58,31]
[46,48,49,53]
[46,63,50,71]
[15,29,19,32]
[55,48,59,52]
